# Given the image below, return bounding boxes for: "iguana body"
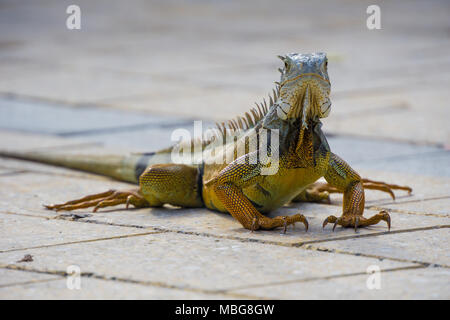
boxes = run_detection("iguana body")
[1,53,411,231]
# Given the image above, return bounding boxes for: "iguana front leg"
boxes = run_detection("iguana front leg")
[321,153,392,231]
[205,154,308,232]
[293,178,412,203]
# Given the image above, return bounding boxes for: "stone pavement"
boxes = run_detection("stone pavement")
[0,0,449,299]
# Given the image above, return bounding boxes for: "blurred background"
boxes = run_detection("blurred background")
[0,0,449,163]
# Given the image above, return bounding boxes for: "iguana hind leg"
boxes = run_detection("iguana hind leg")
[45,164,203,212]
[45,189,148,212]
[293,178,412,203]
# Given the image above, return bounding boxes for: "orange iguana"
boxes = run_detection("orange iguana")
[0,53,411,232]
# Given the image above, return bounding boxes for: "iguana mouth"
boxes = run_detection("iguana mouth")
[278,77,331,123]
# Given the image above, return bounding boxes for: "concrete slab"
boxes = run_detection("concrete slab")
[0,277,232,300]
[0,212,158,252]
[311,228,450,267]
[230,266,450,299]
[0,97,179,135]
[0,129,87,152]
[0,232,411,293]
[0,268,58,287]
[329,169,450,206]
[378,197,450,217]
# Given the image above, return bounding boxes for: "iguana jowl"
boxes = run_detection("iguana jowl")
[1,53,412,232]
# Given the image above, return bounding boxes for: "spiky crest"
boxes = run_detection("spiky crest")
[213,85,279,137]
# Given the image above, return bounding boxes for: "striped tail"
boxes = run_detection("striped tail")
[0,150,173,184]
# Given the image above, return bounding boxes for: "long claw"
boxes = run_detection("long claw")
[126,195,132,209]
[354,216,359,233]
[303,218,308,232]
[332,219,339,231]
[294,214,308,232]
[250,216,258,233]
[283,217,288,234]
[382,210,391,231]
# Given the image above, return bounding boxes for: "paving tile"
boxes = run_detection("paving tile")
[0,97,179,135]
[328,169,450,206]
[378,198,450,217]
[0,212,156,252]
[327,136,440,168]
[0,129,86,152]
[0,268,57,287]
[230,266,450,299]
[355,151,450,178]
[0,278,231,300]
[0,157,107,180]
[0,232,410,292]
[312,228,450,266]
[0,171,136,218]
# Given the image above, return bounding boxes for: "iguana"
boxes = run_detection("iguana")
[0,52,412,232]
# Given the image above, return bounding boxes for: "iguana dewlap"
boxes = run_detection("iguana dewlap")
[0,53,412,232]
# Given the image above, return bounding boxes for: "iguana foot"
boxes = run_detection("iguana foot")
[361,179,412,200]
[322,210,390,232]
[44,189,149,212]
[255,214,308,233]
[302,179,412,202]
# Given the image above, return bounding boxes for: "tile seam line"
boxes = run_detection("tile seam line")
[1,211,448,267]
[3,210,449,248]
[0,277,61,289]
[0,91,446,147]
[0,264,428,298]
[369,206,449,218]
[321,199,450,218]
[0,230,166,253]
[302,244,449,268]
[221,265,426,292]
[0,264,265,300]
[0,169,118,182]
[368,195,450,205]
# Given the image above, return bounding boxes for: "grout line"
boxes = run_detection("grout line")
[323,130,445,148]
[302,244,449,268]
[298,225,450,246]
[223,265,425,292]
[0,170,28,177]
[0,264,265,300]
[0,167,122,182]
[2,210,448,268]
[353,149,449,165]
[0,277,61,289]
[0,90,445,148]
[0,230,166,253]
[0,262,434,297]
[322,196,450,218]
[370,194,450,206]
[368,206,449,218]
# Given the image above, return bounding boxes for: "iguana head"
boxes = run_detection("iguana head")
[276,52,331,125]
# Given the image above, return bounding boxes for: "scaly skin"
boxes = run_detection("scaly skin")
[0,53,412,232]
